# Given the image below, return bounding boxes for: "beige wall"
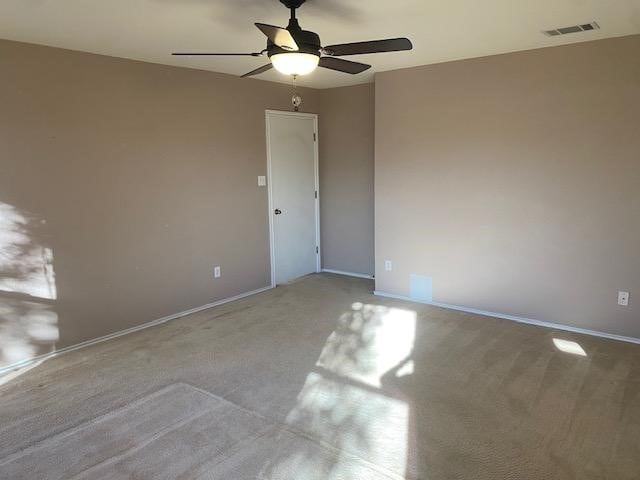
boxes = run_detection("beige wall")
[375,35,640,338]
[0,39,320,366]
[319,84,375,276]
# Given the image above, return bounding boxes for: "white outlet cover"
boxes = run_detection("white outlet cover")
[618,291,629,306]
[384,260,392,271]
[214,266,221,278]
[257,176,267,187]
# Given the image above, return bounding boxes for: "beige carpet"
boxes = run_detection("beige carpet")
[2,382,397,479]
[1,273,639,479]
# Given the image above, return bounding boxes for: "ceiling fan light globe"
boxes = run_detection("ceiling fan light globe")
[271,52,319,76]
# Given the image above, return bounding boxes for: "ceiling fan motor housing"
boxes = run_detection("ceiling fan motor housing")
[267,18,321,58]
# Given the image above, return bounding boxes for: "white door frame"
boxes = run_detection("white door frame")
[265,109,320,287]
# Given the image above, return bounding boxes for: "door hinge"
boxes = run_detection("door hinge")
[316,246,319,254]
[314,190,318,199]
[313,132,317,141]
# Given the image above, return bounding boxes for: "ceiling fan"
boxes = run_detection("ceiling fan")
[172,0,413,78]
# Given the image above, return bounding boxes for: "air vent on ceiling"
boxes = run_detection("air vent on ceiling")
[543,21,600,37]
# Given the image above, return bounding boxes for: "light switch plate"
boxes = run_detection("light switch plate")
[257,176,267,187]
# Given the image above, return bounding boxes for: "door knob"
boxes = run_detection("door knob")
[274,208,282,215]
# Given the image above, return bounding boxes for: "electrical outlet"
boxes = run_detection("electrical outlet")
[384,260,393,271]
[213,266,221,278]
[257,176,267,187]
[618,291,629,306]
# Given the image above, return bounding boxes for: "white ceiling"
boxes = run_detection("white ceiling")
[1,0,639,89]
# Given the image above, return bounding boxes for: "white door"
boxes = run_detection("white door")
[266,111,319,285]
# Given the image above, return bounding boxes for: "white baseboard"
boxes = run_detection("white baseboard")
[322,269,374,280]
[373,290,640,345]
[0,285,273,376]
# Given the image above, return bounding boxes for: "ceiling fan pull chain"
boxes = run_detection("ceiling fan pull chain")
[291,74,302,112]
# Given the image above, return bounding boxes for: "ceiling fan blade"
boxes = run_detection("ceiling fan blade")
[323,38,412,56]
[255,23,299,51]
[172,52,263,56]
[241,63,273,78]
[319,57,371,74]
